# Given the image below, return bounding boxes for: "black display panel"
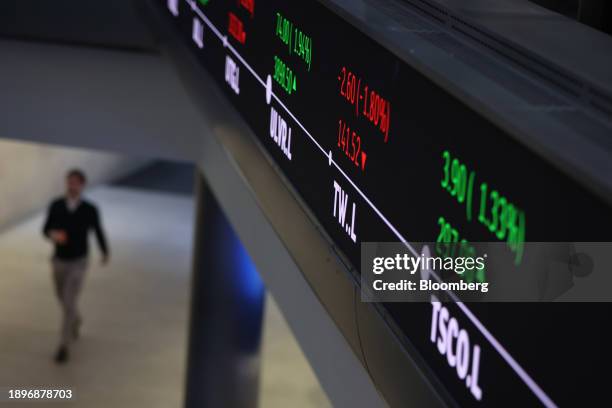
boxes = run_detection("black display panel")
[154,0,612,406]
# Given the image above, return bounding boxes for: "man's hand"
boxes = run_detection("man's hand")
[101,255,110,266]
[49,230,68,245]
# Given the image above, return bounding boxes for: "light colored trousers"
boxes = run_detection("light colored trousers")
[52,257,88,347]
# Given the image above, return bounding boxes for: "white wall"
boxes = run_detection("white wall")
[0,139,147,229]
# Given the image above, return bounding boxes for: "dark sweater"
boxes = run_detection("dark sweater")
[43,197,109,260]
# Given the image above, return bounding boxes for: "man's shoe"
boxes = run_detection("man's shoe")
[54,346,69,364]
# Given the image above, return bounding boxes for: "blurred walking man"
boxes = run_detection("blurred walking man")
[43,169,109,364]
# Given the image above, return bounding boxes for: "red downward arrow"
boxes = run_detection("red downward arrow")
[361,151,367,171]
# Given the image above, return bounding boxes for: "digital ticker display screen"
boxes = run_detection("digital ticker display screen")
[156,0,612,406]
